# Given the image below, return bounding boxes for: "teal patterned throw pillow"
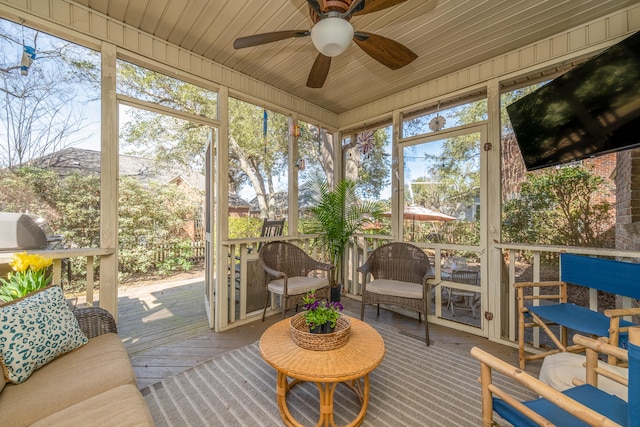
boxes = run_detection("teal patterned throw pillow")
[0,286,88,384]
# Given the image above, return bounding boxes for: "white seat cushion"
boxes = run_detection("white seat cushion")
[267,276,329,296]
[539,352,628,401]
[366,279,423,299]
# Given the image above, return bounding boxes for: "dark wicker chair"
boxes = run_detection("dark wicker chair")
[358,242,434,345]
[258,241,333,320]
[73,306,118,338]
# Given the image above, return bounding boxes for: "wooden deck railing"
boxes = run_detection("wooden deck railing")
[223,236,640,350]
[0,248,113,306]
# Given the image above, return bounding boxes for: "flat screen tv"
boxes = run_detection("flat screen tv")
[506,31,640,171]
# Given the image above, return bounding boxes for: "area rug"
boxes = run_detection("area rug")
[142,321,535,426]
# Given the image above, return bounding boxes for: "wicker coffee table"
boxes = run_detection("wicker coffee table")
[259,316,385,427]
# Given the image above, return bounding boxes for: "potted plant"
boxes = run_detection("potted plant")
[304,173,383,301]
[0,252,54,302]
[301,290,344,333]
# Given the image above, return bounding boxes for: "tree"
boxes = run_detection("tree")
[350,128,392,201]
[118,61,215,171]
[227,98,288,218]
[0,19,99,167]
[503,166,614,247]
[117,62,292,219]
[117,63,390,220]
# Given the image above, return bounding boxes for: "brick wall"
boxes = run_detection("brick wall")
[614,148,640,311]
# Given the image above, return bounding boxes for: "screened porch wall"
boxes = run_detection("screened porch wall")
[3,1,640,346]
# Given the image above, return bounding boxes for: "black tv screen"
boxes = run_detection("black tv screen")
[506,31,640,171]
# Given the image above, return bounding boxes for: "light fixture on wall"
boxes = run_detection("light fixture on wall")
[310,12,354,57]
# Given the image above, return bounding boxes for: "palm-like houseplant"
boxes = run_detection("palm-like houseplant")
[304,174,383,300]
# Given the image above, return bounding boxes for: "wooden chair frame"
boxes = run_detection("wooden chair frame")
[516,280,640,369]
[471,328,638,427]
[515,253,640,369]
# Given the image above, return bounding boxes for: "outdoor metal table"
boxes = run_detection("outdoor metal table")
[259,316,385,427]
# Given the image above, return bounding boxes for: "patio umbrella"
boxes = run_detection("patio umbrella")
[382,205,456,241]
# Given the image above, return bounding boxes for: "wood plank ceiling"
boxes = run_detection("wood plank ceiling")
[74,0,640,114]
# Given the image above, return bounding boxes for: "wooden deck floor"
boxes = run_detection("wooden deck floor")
[94,278,541,390]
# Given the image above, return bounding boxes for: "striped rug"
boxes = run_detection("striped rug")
[141,322,535,426]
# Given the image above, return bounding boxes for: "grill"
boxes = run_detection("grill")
[0,212,47,251]
[0,212,62,251]
[0,212,66,281]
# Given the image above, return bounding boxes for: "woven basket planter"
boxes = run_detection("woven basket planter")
[289,312,351,351]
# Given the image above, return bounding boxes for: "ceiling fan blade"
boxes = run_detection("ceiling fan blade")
[353,0,408,16]
[233,30,309,49]
[306,54,331,88]
[343,0,366,18]
[354,32,417,70]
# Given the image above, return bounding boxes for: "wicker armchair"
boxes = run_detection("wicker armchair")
[358,242,434,345]
[258,241,333,320]
[73,306,118,338]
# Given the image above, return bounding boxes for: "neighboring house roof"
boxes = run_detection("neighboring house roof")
[249,185,315,213]
[229,193,251,209]
[26,147,205,191]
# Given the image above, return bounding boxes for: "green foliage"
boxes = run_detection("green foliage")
[304,173,383,286]
[227,98,289,218]
[0,269,51,302]
[503,166,614,247]
[118,61,216,172]
[157,240,194,275]
[301,291,343,329]
[118,177,201,276]
[0,167,202,281]
[352,128,392,201]
[0,253,53,302]
[0,167,101,248]
[228,216,264,239]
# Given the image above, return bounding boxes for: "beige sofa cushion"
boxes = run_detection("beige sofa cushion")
[0,333,137,427]
[31,384,154,426]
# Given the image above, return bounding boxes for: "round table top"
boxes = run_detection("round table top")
[259,315,385,382]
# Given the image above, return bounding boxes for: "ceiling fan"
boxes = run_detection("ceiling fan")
[233,0,418,88]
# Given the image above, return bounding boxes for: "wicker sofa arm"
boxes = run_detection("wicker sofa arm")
[74,306,118,338]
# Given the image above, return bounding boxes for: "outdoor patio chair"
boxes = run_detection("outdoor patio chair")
[447,269,480,318]
[515,253,640,369]
[358,242,435,345]
[258,241,333,320]
[232,218,285,286]
[470,327,640,427]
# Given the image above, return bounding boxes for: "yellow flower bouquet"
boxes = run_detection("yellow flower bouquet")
[0,252,53,302]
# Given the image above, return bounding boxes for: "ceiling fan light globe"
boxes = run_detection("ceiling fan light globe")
[310,17,354,57]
